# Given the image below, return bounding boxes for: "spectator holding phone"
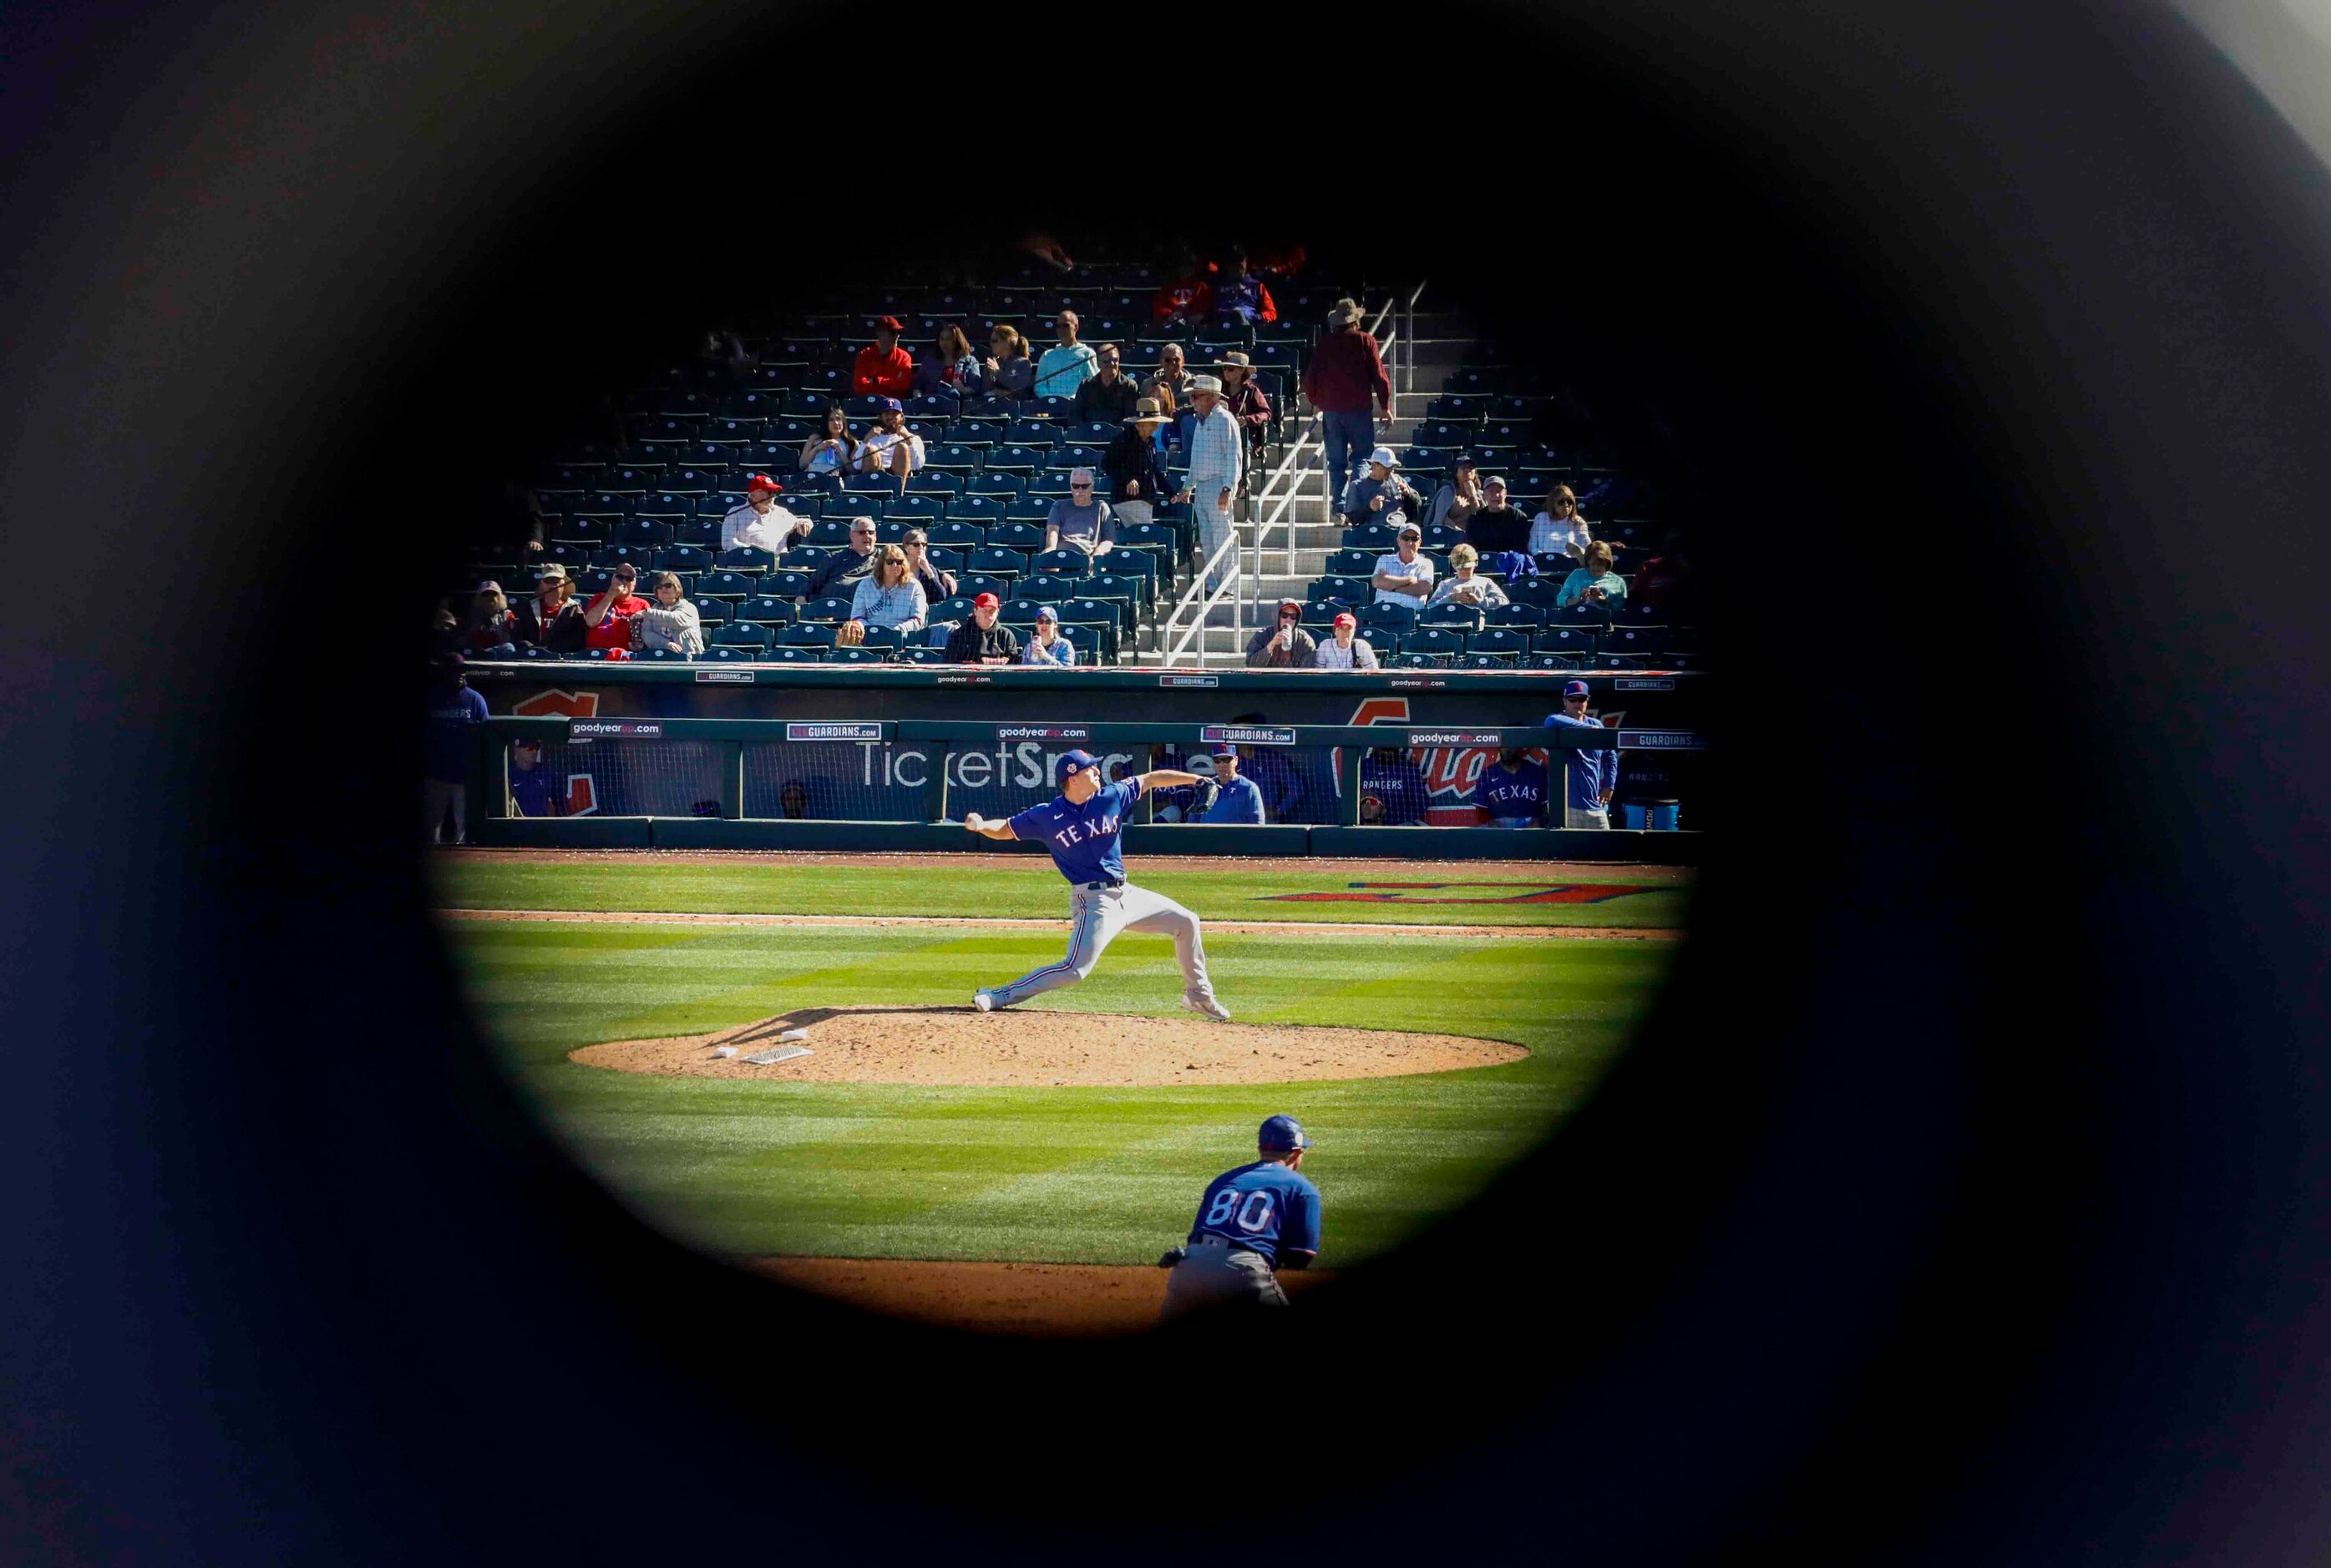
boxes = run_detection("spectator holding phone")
[798,404,860,478]
[1554,539,1627,609]
[582,562,650,651]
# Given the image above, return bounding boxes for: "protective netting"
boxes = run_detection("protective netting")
[505,740,725,818]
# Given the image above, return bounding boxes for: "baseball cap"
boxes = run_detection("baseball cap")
[1452,452,1477,468]
[475,579,503,594]
[1332,611,1356,628]
[973,591,1000,609]
[1259,1114,1311,1151]
[1035,604,1058,621]
[1209,743,1239,758]
[511,736,542,751]
[877,395,903,412]
[1396,521,1422,539]
[1054,748,1101,786]
[874,315,903,332]
[1367,445,1400,469]
[534,563,568,581]
[1562,680,1591,698]
[1483,473,1509,488]
[1277,596,1302,615]
[746,472,782,493]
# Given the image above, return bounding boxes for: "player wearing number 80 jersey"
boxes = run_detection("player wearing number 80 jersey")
[1158,1115,1322,1322]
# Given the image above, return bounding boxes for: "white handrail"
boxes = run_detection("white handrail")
[1246,415,1320,627]
[1158,530,1244,666]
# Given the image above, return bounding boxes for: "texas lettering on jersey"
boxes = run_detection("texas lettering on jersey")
[1044,808,1120,850]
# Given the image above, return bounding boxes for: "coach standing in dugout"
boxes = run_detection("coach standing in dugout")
[1543,679,1618,827]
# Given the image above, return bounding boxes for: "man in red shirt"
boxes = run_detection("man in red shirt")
[1153,261,1215,327]
[582,562,650,652]
[1302,297,1393,508]
[851,316,915,398]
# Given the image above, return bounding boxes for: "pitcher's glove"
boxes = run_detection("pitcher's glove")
[1156,1246,1188,1269]
[1192,779,1220,816]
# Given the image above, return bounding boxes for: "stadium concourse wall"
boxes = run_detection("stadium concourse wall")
[458,662,1707,862]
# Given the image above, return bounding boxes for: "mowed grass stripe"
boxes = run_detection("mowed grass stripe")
[445,917,1671,1266]
[433,859,1690,929]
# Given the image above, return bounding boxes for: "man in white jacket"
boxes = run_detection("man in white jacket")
[1177,374,1244,594]
[720,473,810,554]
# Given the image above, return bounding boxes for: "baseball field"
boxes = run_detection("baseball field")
[434,851,1689,1332]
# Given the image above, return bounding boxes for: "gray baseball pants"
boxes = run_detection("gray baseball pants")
[1158,1236,1289,1323]
[986,881,1216,1008]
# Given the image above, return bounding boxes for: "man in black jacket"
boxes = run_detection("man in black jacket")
[805,514,880,599]
[1072,343,1142,426]
[944,593,1019,665]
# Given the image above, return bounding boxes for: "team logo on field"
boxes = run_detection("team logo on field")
[1260,883,1659,906]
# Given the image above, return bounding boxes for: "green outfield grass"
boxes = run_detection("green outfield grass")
[448,918,1676,1267]
[435,859,1691,929]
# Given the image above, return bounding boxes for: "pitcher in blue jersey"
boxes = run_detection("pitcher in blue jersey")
[962,749,1234,1019]
[1158,1114,1322,1321]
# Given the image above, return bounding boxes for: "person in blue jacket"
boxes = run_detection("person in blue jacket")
[1543,679,1618,827]
[1197,744,1266,823]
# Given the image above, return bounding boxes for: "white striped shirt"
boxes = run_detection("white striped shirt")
[1188,402,1244,488]
[1312,636,1379,670]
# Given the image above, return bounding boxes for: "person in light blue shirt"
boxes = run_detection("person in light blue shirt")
[842,546,928,640]
[1198,745,1267,823]
[1158,1114,1322,1320]
[1543,680,1618,827]
[1554,538,1628,609]
[1033,309,1100,401]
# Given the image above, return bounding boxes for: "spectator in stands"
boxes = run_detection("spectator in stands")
[779,781,810,820]
[1475,748,1548,828]
[514,564,587,653]
[1102,397,1175,531]
[807,516,881,599]
[1428,544,1509,609]
[422,654,486,845]
[1340,446,1423,528]
[1313,610,1380,670]
[981,324,1034,402]
[464,580,520,655]
[1628,527,1697,620]
[858,398,924,485]
[1020,604,1077,666]
[1465,475,1535,558]
[1177,373,1244,593]
[1214,251,1278,326]
[1218,352,1274,473]
[1544,680,1616,827]
[1034,310,1099,401]
[1042,468,1115,560]
[945,591,1018,665]
[798,404,859,478]
[429,598,464,656]
[1152,252,1214,326]
[1244,598,1317,668]
[582,563,650,651]
[1528,483,1592,560]
[1304,297,1392,504]
[843,545,927,643]
[1148,341,1196,412]
[1072,342,1141,426]
[506,737,562,818]
[912,322,980,402]
[697,327,755,381]
[722,472,812,553]
[1370,521,1435,609]
[1555,539,1628,609]
[1425,454,1485,537]
[638,571,704,655]
[899,527,956,604]
[851,316,915,398]
[1361,746,1427,825]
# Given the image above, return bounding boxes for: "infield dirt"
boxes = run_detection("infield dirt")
[571,1004,1527,1086]
[751,1255,1335,1334]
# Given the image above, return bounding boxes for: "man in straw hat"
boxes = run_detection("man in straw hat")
[1102,395,1175,532]
[1303,296,1392,503]
[1174,372,1245,594]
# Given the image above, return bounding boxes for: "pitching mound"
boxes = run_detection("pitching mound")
[570,1004,1526,1086]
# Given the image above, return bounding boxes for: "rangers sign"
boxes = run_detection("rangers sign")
[786,721,882,741]
[1200,724,1297,746]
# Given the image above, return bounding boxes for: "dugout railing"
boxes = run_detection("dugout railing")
[464,717,1704,862]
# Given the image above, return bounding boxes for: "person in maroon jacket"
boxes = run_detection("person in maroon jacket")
[851,316,915,398]
[1302,298,1392,506]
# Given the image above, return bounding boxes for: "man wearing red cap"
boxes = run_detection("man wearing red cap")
[851,316,915,398]
[720,473,810,554]
[944,592,1019,665]
[1311,610,1379,670]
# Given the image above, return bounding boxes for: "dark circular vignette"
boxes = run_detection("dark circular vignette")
[3,1,2328,1564]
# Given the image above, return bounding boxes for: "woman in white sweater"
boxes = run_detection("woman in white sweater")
[636,572,704,654]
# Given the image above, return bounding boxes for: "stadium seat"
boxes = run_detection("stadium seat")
[1420,522,1466,550]
[761,645,820,663]
[1066,421,1118,444]
[1299,604,1341,635]
[1360,602,1417,636]
[659,544,713,574]
[1597,627,1663,660]
[926,595,974,624]
[906,468,962,494]
[696,569,755,599]
[967,546,1027,579]
[927,518,986,546]
[955,574,1011,603]
[711,623,773,650]
[635,647,691,662]
[518,645,564,660]
[590,544,658,573]
[1326,548,1380,577]
[778,546,829,571]
[1016,574,1074,604]
[1508,577,1565,609]
[1059,599,1121,659]
[842,473,894,497]
[965,473,1023,497]
[885,493,944,524]
[767,569,813,599]
[717,546,777,574]
[807,518,856,545]
[694,598,730,626]
[1417,604,1482,633]
[856,625,905,652]
[1060,624,1103,662]
[1484,602,1546,628]
[1003,417,1057,447]
[1548,603,1612,632]
[1467,629,1529,661]
[576,569,614,594]
[736,595,795,625]
[1387,651,1440,669]
[777,623,836,649]
[798,596,854,625]
[1396,629,1462,663]
[1531,629,1599,665]
[986,445,1045,474]
[823,645,886,664]
[1031,548,1092,577]
[897,645,948,665]
[1340,524,1397,551]
[1086,570,1150,616]
[997,599,1045,627]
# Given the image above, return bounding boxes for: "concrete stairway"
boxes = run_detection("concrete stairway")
[1155,296,1473,665]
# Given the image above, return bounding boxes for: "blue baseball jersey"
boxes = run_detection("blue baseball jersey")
[1543,711,1618,810]
[1199,773,1266,825]
[508,764,561,817]
[1472,761,1547,824]
[423,685,489,784]
[1186,1160,1322,1266]
[1008,776,1143,883]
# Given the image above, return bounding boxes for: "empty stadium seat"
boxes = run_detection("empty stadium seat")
[761,645,820,663]
[1484,602,1546,628]
[778,546,829,571]
[955,574,1011,603]
[1396,629,1463,663]
[823,645,886,664]
[927,518,987,546]
[736,595,794,625]
[1360,602,1417,636]
[798,596,854,625]
[808,518,857,545]
[1417,604,1482,632]
[717,546,777,574]
[693,597,730,626]
[1341,523,1398,550]
[1466,629,1529,661]
[711,623,773,650]
[767,569,813,599]
[1031,549,1091,576]
[776,623,836,649]
[1531,630,1599,665]
[926,595,974,624]
[897,645,948,665]
[964,473,1022,497]
[661,544,712,574]
[967,546,1027,578]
